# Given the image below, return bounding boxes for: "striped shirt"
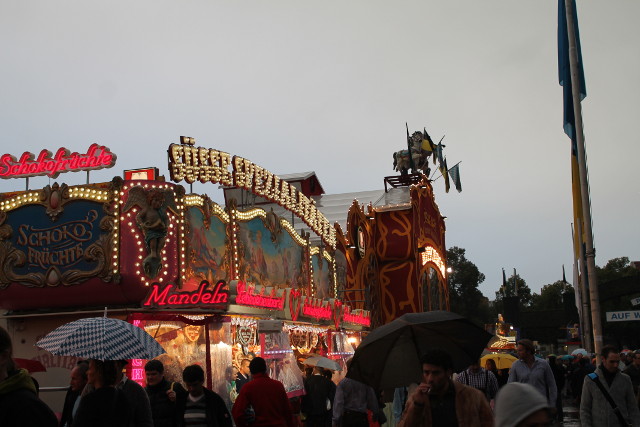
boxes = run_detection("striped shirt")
[455,368,499,400]
[184,394,207,427]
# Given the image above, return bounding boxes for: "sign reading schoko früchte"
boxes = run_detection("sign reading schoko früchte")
[0,144,116,179]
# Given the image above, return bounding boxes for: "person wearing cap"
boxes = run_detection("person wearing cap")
[508,339,557,410]
[494,382,551,427]
[397,349,493,427]
[580,345,640,427]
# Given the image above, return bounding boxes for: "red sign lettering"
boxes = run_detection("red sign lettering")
[142,280,229,309]
[342,307,371,327]
[302,298,332,319]
[0,144,116,179]
[235,281,285,310]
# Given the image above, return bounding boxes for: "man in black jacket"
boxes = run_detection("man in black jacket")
[177,364,232,427]
[303,367,335,427]
[145,360,186,427]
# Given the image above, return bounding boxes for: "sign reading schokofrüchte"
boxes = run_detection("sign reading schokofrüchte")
[167,136,336,248]
[0,144,116,179]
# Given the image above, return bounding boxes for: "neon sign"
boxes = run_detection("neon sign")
[142,280,229,309]
[302,298,332,320]
[343,307,371,327]
[234,281,286,310]
[0,144,116,179]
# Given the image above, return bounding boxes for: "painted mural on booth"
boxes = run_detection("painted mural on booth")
[236,216,305,290]
[185,206,229,286]
[312,251,333,299]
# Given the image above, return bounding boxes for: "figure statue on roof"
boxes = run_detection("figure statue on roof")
[393,131,432,176]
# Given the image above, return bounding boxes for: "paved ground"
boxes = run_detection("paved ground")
[560,396,581,426]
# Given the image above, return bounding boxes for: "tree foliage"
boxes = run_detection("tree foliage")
[494,272,533,308]
[530,280,574,311]
[596,257,637,284]
[446,246,492,325]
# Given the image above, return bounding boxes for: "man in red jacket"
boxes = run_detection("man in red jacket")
[232,357,294,427]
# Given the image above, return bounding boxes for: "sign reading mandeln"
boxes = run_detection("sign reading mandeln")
[605,311,640,322]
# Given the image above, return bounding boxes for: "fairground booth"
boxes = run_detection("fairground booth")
[0,136,448,412]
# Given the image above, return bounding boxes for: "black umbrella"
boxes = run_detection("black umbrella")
[346,311,493,390]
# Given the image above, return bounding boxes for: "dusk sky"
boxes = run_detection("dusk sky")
[2,1,638,300]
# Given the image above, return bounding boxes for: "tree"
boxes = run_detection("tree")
[593,257,640,349]
[446,246,492,326]
[494,272,533,309]
[596,257,637,284]
[530,280,574,311]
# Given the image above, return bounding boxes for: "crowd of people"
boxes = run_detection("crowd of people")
[2,322,640,427]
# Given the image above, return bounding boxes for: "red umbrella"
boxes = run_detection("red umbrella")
[13,358,47,373]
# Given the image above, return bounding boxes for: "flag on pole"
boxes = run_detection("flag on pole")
[406,123,415,171]
[440,158,450,193]
[502,268,507,295]
[449,164,462,192]
[422,127,436,153]
[571,139,587,264]
[573,258,582,320]
[558,0,586,140]
[562,265,567,284]
[434,142,444,167]
[560,0,589,290]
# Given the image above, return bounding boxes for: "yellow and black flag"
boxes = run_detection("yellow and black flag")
[422,127,436,154]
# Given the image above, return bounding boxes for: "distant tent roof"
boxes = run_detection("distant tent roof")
[261,186,411,245]
[224,170,415,245]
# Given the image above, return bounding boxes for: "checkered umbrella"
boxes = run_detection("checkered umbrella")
[36,317,166,361]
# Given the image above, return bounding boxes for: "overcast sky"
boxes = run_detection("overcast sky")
[1,1,638,300]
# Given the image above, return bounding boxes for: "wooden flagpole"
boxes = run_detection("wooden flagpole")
[564,0,602,354]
